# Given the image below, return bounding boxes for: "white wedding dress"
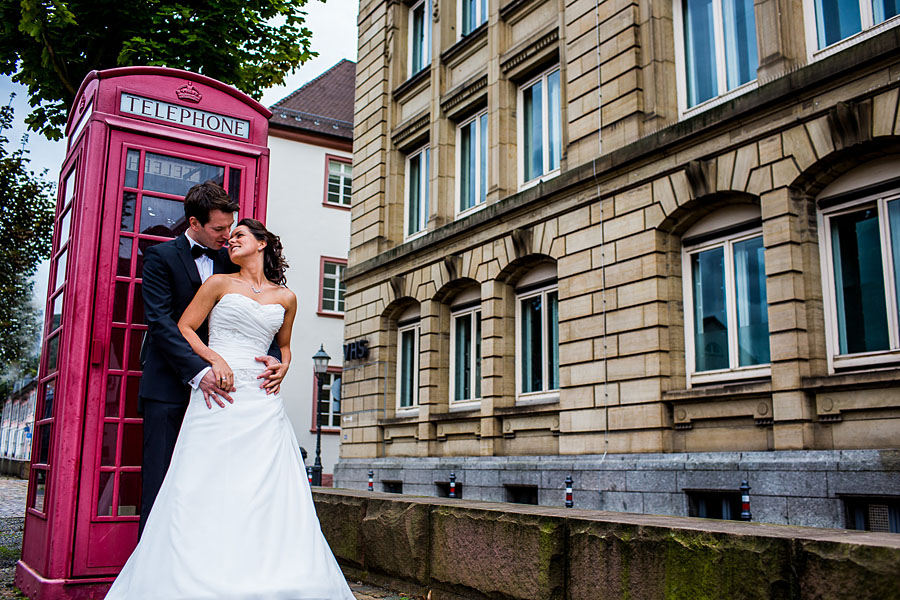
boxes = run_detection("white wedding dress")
[106,293,356,600]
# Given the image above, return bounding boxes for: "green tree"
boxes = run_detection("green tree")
[0,102,55,385]
[0,0,318,140]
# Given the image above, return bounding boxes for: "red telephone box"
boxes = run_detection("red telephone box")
[16,67,271,599]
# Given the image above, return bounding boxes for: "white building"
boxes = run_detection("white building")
[0,377,37,476]
[265,60,355,483]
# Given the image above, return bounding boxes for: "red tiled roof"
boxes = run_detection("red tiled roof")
[269,59,356,140]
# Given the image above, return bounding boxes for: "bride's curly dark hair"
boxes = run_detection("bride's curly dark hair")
[237,218,289,285]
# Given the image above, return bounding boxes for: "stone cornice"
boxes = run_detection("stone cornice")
[500,28,559,74]
[392,67,430,103]
[440,74,488,117]
[499,0,543,23]
[440,22,488,66]
[391,111,431,147]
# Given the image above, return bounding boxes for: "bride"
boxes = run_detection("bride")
[105,219,356,600]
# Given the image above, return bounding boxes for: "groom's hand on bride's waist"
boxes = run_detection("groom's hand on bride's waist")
[199,370,235,409]
[256,355,286,395]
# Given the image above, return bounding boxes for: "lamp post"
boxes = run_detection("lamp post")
[311,345,330,486]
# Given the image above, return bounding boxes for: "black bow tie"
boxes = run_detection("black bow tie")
[190,244,219,260]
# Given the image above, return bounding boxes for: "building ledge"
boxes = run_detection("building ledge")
[663,379,772,402]
[803,367,900,392]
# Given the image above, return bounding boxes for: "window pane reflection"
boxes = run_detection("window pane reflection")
[815,0,862,48]
[523,80,543,182]
[118,472,141,516]
[100,423,118,467]
[142,196,187,237]
[547,291,559,390]
[31,470,47,511]
[521,296,543,393]
[684,0,717,106]
[733,237,770,366]
[121,192,137,232]
[722,0,758,90]
[831,208,889,354]
[97,471,114,516]
[105,375,122,418]
[58,208,72,248]
[46,335,60,373]
[874,0,900,22]
[142,153,224,197]
[889,199,900,328]
[49,290,64,331]
[117,236,133,277]
[55,248,68,290]
[124,149,140,188]
[42,380,55,419]
[692,247,729,371]
[455,313,472,401]
[547,70,561,172]
[109,328,126,369]
[399,328,417,407]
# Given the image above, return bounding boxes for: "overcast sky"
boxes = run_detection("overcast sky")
[1,0,358,307]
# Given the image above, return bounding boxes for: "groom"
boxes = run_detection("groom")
[138,180,283,535]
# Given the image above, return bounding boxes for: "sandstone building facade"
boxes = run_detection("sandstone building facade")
[337,0,900,529]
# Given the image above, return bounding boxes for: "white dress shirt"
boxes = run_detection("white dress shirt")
[185,232,214,389]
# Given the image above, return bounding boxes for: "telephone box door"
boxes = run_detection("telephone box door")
[71,131,258,575]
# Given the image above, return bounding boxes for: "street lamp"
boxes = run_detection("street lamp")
[311,344,330,486]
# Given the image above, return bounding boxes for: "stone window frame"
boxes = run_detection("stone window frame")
[801,0,900,63]
[449,302,483,407]
[396,319,421,413]
[514,280,560,404]
[671,0,759,120]
[455,108,489,219]
[457,0,488,38]
[516,65,563,191]
[405,144,431,240]
[408,0,433,79]
[817,189,900,373]
[681,219,772,387]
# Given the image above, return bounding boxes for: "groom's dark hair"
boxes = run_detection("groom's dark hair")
[183,180,240,225]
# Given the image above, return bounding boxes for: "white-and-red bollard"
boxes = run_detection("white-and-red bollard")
[565,475,574,508]
[740,480,751,521]
[306,466,312,485]
[449,472,457,498]
[368,470,374,492]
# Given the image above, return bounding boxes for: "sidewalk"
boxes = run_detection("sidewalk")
[0,476,423,600]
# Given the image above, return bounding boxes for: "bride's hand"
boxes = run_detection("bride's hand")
[210,356,235,394]
[255,355,288,395]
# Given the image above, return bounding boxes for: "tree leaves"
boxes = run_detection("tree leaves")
[1,0,318,140]
[0,105,54,373]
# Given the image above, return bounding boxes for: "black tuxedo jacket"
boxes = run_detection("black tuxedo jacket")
[138,234,280,405]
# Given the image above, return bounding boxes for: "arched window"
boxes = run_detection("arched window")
[682,205,770,385]
[449,285,482,406]
[396,303,421,411]
[515,263,559,402]
[818,156,900,371]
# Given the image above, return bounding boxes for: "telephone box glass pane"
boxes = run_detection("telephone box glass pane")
[228,168,242,204]
[142,152,224,196]
[100,423,118,467]
[109,328,126,369]
[124,149,140,188]
[55,248,68,290]
[113,281,129,323]
[42,380,55,419]
[49,290,64,331]
[125,376,141,418]
[97,471,114,516]
[118,472,141,516]
[32,470,47,511]
[117,236,133,277]
[36,424,51,464]
[58,208,72,248]
[128,330,143,371]
[46,335,60,373]
[105,375,122,417]
[141,196,187,237]
[121,423,142,466]
[133,283,145,324]
[136,239,164,277]
[121,192,137,231]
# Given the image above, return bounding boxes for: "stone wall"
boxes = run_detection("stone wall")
[335,449,900,529]
[0,458,29,479]
[313,488,900,600]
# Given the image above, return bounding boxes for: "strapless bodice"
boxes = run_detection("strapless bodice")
[208,293,285,370]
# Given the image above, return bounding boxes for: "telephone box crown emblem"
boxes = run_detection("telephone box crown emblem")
[175,81,202,103]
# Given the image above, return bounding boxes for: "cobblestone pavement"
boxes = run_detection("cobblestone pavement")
[0,476,424,600]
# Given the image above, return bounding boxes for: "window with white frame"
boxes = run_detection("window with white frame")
[321,259,346,313]
[819,190,900,369]
[325,158,352,206]
[315,370,342,428]
[682,213,770,384]
[516,266,559,400]
[450,301,482,404]
[459,0,487,37]
[518,67,562,188]
[807,0,900,54]
[457,110,488,216]
[675,0,758,112]
[405,146,430,238]
[397,320,420,410]
[409,0,432,77]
